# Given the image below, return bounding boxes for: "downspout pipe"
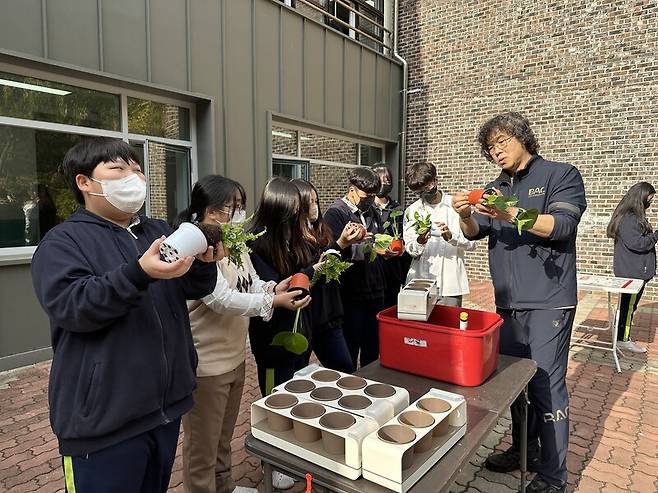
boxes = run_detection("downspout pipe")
[392,0,408,208]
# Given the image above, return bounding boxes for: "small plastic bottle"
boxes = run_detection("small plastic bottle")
[459,311,469,331]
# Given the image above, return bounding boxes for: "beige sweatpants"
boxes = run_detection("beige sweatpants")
[182,362,246,493]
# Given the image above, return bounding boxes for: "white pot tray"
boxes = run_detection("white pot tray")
[251,392,379,480]
[361,388,467,492]
[273,363,410,425]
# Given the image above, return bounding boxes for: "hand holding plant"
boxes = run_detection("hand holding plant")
[412,211,433,236]
[310,252,352,287]
[479,190,539,234]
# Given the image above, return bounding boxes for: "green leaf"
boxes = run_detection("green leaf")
[270,331,309,355]
[412,212,432,236]
[483,194,519,210]
[219,213,266,269]
[310,254,352,287]
[382,221,391,230]
[514,208,539,235]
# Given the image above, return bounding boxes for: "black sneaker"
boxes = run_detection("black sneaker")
[524,476,566,493]
[484,446,541,473]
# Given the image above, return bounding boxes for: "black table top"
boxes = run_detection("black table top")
[245,354,537,493]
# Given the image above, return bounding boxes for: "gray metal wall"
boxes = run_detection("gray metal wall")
[0,0,402,369]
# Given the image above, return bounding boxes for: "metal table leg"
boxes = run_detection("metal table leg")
[520,386,529,493]
[263,462,273,493]
[610,292,622,373]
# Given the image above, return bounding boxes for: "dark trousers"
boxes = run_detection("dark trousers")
[342,297,385,369]
[62,418,181,493]
[256,353,310,397]
[312,327,355,373]
[617,282,646,341]
[498,308,575,487]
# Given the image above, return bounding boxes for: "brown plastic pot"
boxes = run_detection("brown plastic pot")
[468,188,485,205]
[389,238,404,254]
[319,412,355,455]
[377,425,416,470]
[310,386,343,402]
[311,369,341,382]
[337,395,372,410]
[336,376,367,390]
[288,272,310,299]
[364,383,396,399]
[291,402,325,443]
[417,398,452,436]
[398,411,435,453]
[264,393,298,432]
[284,379,316,394]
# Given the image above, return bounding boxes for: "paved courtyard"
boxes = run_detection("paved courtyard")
[1,281,657,492]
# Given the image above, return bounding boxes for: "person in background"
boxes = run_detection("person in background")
[292,178,363,373]
[371,164,411,308]
[31,137,217,493]
[606,181,657,354]
[176,175,307,493]
[324,167,394,369]
[402,162,475,306]
[453,112,586,493]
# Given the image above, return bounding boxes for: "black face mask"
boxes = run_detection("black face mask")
[376,184,393,198]
[357,195,375,212]
[420,185,439,202]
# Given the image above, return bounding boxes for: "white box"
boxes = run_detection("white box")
[397,278,438,321]
[361,388,467,492]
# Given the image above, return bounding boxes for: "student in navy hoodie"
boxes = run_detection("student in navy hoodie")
[606,181,657,354]
[31,137,217,493]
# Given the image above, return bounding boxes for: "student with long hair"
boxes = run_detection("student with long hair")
[292,179,362,373]
[176,175,308,493]
[248,176,317,396]
[606,181,657,354]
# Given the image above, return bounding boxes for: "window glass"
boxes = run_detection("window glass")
[146,142,191,224]
[360,144,383,166]
[128,97,190,141]
[272,126,298,156]
[0,72,121,130]
[300,131,358,165]
[0,124,79,247]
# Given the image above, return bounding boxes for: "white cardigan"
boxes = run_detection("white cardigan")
[402,193,476,297]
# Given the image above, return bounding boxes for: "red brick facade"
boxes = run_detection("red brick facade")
[398,0,658,299]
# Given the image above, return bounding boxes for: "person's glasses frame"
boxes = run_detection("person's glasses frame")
[486,135,514,154]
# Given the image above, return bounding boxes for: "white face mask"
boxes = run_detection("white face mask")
[309,204,319,223]
[89,174,147,214]
[231,209,247,224]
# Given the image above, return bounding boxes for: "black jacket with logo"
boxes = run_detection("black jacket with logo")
[469,155,587,309]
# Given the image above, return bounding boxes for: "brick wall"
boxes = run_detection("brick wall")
[309,162,355,211]
[398,0,658,300]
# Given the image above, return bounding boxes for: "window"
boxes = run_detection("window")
[0,69,196,258]
[0,72,121,130]
[273,158,309,180]
[300,131,359,165]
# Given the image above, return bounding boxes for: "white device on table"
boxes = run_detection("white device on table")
[396,279,438,321]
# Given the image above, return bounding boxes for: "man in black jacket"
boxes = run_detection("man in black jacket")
[31,138,217,492]
[453,113,586,493]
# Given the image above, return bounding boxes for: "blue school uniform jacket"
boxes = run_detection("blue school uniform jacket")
[31,208,216,455]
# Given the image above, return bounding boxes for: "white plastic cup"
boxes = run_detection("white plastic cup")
[159,222,208,263]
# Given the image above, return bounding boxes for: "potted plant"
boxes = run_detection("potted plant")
[478,191,539,235]
[310,251,352,287]
[382,210,404,253]
[467,187,497,205]
[218,213,266,269]
[288,272,310,299]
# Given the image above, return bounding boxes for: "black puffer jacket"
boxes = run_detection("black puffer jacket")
[613,213,658,281]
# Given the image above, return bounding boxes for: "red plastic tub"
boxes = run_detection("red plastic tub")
[377,304,502,387]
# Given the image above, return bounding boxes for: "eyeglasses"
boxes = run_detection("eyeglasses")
[486,135,514,154]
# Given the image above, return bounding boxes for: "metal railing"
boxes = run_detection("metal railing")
[278,0,392,53]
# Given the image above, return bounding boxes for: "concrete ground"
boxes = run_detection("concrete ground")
[1,281,657,492]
